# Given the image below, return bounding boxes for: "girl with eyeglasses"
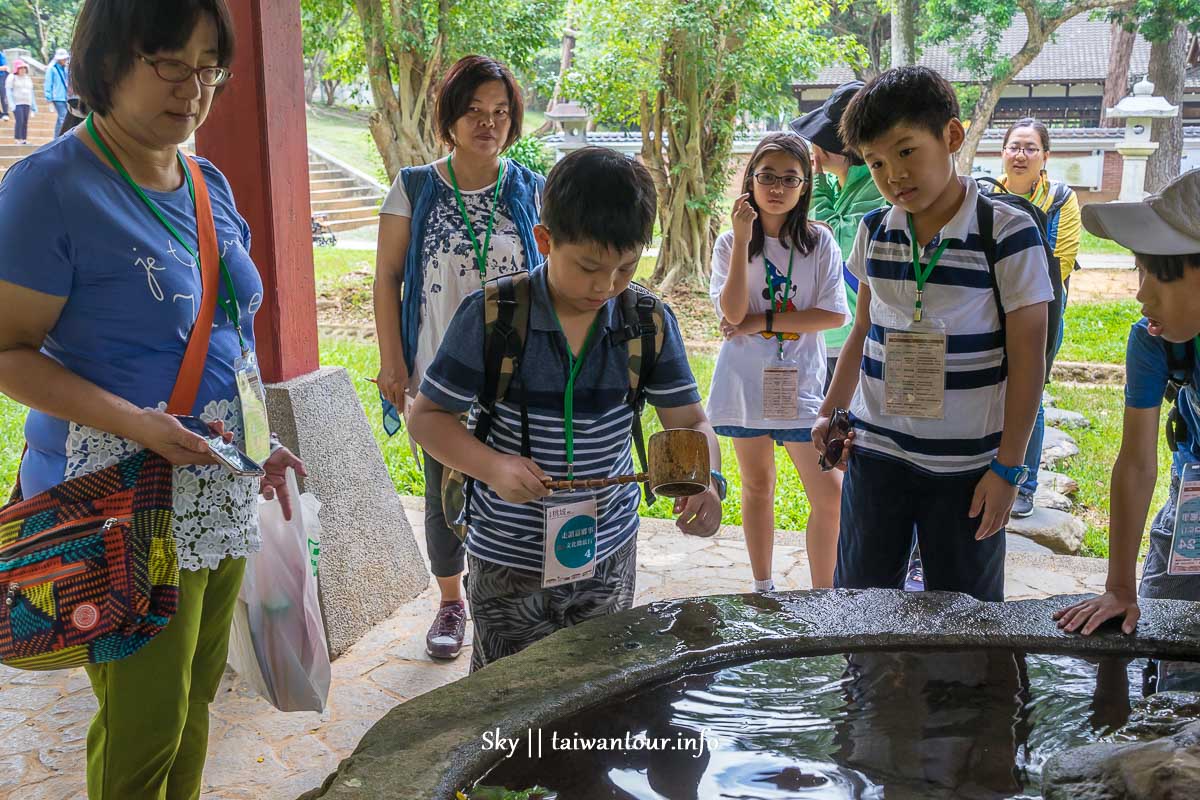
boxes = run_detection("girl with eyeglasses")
[706,132,849,591]
[990,117,1082,519]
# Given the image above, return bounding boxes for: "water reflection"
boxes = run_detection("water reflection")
[481,651,1151,799]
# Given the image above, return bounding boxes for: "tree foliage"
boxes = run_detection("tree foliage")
[568,0,853,290]
[350,0,563,178]
[922,0,1135,171]
[0,0,79,62]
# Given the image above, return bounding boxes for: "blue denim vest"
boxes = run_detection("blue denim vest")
[399,158,544,372]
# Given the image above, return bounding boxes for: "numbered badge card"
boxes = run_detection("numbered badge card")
[762,358,801,420]
[883,318,947,420]
[234,351,272,465]
[543,492,599,588]
[1168,463,1200,576]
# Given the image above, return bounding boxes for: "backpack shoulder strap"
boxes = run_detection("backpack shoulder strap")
[617,281,666,505]
[976,175,1007,195]
[974,192,1006,330]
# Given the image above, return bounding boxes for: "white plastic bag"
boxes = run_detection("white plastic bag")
[228,468,331,712]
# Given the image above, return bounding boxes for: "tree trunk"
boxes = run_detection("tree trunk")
[305,51,326,105]
[25,0,48,62]
[1145,22,1188,193]
[351,0,444,181]
[890,0,916,67]
[533,13,577,137]
[644,29,737,293]
[322,79,341,106]
[1101,21,1136,127]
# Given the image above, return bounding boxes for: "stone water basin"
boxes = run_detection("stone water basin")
[298,590,1200,800]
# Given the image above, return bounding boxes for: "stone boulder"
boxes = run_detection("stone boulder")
[1042,427,1081,469]
[1046,407,1090,430]
[1034,485,1074,512]
[1121,692,1200,740]
[1041,470,1080,496]
[1006,531,1054,555]
[1007,507,1087,554]
[1042,721,1200,800]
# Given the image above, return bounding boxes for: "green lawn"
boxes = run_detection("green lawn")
[1058,300,1141,365]
[314,248,375,285]
[1079,229,1133,257]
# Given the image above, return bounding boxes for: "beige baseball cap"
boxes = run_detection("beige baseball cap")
[1081,168,1200,255]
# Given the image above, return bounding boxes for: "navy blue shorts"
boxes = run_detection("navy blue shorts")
[714,425,813,445]
[834,450,1005,601]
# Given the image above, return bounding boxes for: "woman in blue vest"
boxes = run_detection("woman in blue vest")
[373,55,543,662]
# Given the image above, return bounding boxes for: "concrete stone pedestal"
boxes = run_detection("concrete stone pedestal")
[266,367,428,657]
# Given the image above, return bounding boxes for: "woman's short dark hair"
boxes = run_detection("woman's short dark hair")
[541,147,656,252]
[840,66,959,153]
[1003,117,1051,152]
[742,132,818,260]
[436,55,524,151]
[72,0,236,116]
[1135,251,1200,283]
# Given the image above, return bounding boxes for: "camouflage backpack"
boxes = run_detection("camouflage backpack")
[441,272,667,541]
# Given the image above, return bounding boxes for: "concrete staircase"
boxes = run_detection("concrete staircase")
[308,149,383,233]
[0,69,57,180]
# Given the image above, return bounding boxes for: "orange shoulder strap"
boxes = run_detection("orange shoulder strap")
[165,157,221,416]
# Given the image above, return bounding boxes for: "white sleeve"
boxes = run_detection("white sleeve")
[846,217,871,283]
[994,208,1054,313]
[379,173,413,218]
[812,228,849,316]
[709,232,734,318]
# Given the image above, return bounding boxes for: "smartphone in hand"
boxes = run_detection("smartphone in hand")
[173,415,266,477]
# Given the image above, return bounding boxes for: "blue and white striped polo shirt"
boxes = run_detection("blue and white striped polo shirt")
[846,177,1054,474]
[420,264,702,572]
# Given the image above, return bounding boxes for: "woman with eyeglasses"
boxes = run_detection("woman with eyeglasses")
[0,2,306,795]
[707,132,849,591]
[992,117,1082,519]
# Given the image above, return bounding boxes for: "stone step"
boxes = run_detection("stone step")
[1007,507,1086,554]
[325,215,379,232]
[312,194,383,212]
[1041,427,1081,470]
[316,205,380,223]
[310,176,361,190]
[310,186,381,202]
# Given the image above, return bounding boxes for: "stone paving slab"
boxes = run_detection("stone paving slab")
[0,498,1118,800]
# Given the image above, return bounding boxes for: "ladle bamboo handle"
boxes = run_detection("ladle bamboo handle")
[543,473,649,491]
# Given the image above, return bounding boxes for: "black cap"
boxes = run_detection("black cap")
[789,81,865,156]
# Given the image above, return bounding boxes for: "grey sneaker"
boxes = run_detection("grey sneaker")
[1012,492,1035,519]
[426,601,466,660]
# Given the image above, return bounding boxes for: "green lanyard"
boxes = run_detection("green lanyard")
[86,114,247,352]
[557,314,601,481]
[907,215,950,323]
[447,155,506,285]
[764,246,795,359]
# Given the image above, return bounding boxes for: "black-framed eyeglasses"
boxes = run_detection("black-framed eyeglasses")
[138,54,232,87]
[753,172,807,188]
[1003,144,1042,156]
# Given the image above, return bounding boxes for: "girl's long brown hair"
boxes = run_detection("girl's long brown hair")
[741,132,818,260]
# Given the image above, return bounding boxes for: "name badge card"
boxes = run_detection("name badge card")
[883,319,946,420]
[1168,463,1200,576]
[234,351,272,465]
[762,358,801,420]
[543,492,598,588]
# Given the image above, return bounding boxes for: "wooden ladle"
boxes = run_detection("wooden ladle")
[542,428,710,497]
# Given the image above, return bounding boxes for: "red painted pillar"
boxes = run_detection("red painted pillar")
[195,0,319,383]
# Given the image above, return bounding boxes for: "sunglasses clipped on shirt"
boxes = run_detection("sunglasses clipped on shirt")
[753,172,808,188]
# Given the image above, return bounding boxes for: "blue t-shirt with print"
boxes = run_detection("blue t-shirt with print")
[420,264,702,572]
[1125,318,1200,475]
[0,133,261,497]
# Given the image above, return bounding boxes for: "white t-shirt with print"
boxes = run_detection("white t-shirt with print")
[706,227,847,430]
[380,159,528,385]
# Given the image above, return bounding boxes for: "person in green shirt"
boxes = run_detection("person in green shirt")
[790,81,888,387]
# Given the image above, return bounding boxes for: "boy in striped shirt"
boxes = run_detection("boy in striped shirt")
[409,148,724,670]
[814,67,1053,601]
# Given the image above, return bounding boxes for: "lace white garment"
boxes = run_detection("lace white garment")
[64,399,261,571]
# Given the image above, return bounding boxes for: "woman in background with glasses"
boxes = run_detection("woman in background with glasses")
[991,117,1081,519]
[0,1,306,796]
[706,132,849,592]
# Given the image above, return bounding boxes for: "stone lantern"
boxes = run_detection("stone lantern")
[1106,77,1179,201]
[545,101,590,146]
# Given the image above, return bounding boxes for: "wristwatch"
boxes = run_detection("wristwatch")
[710,470,728,502]
[989,458,1030,487]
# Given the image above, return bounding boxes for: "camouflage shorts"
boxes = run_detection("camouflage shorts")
[467,537,637,672]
